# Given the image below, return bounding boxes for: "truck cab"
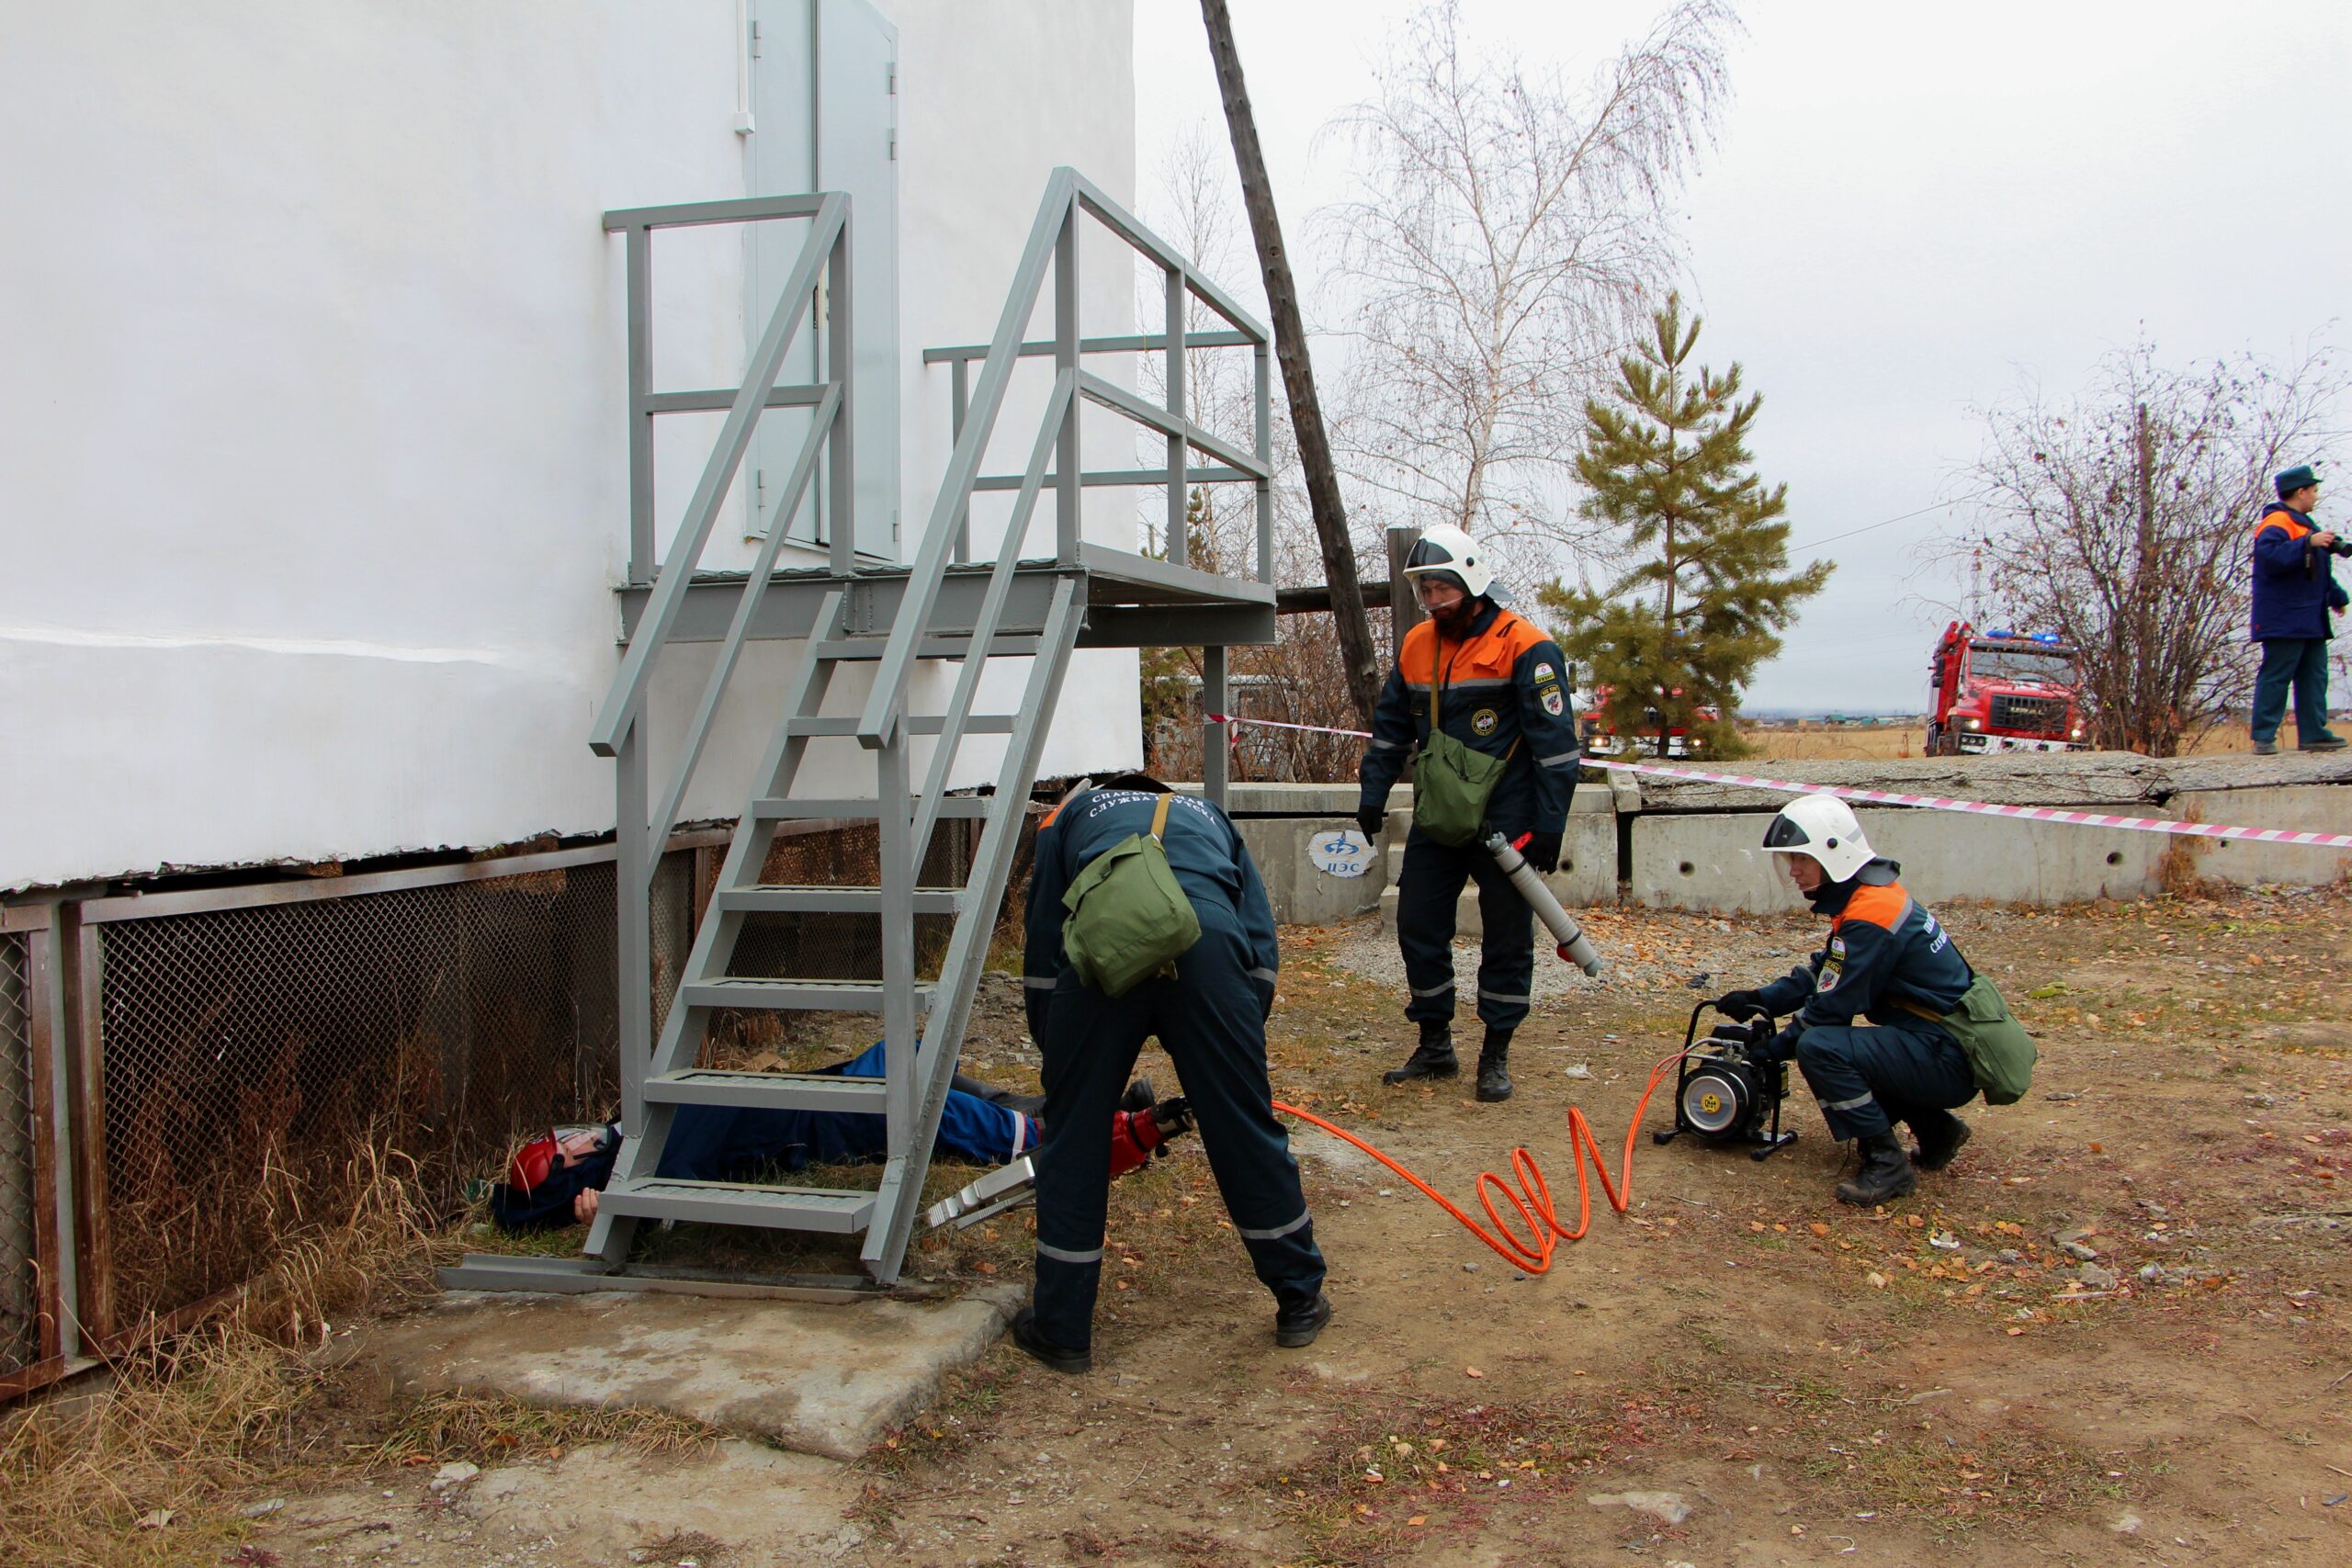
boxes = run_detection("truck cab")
[1576,683,1715,760]
[1926,621,2087,754]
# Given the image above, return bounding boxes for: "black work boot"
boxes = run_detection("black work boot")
[1835,1134,1917,1207]
[1475,1030,1513,1103]
[1009,1305,1091,1374]
[1274,1292,1333,1348]
[1908,1110,1973,1171]
[1384,1021,1459,1085]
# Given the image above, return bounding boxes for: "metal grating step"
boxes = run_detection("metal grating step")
[644,1068,889,1113]
[713,884,965,916]
[814,636,1043,660]
[678,977,935,1012]
[751,795,995,821]
[595,1177,876,1234]
[784,715,1017,737]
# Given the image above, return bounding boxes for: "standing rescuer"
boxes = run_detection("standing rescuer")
[1357,526,1583,1102]
[1711,794,2035,1206]
[2248,463,2347,755]
[1013,773,1329,1373]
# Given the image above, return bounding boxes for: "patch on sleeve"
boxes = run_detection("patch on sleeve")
[1827,935,1848,956]
[1817,963,1841,992]
[1542,687,1565,716]
[1533,661,1556,683]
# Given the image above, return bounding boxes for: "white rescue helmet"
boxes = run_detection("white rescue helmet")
[1762,793,1875,883]
[1402,525,1493,601]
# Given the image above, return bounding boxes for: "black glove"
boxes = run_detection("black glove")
[1356,805,1386,840]
[1713,988,1769,1021]
[1753,1022,1801,1066]
[1522,830,1564,874]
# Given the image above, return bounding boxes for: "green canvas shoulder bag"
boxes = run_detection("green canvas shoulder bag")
[1928,976,2038,1105]
[1411,633,1519,847]
[1060,794,1204,998]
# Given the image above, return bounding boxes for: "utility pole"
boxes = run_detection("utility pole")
[1198,0,1383,728]
[2133,401,2157,750]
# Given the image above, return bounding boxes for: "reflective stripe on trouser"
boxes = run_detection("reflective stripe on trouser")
[1395,832,1537,1032]
[1032,905,1325,1353]
[1790,1021,1976,1141]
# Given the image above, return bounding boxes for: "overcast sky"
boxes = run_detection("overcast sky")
[1134,1,2351,711]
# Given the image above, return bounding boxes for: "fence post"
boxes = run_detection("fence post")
[1202,646,1229,811]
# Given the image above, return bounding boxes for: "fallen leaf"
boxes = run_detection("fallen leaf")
[1408,1516,1428,1527]
[1810,1222,1830,1236]
[1465,1366,1485,1379]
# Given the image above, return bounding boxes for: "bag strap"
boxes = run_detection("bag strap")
[1149,793,1172,843]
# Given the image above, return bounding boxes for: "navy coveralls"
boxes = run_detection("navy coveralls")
[1752,862,1977,1142]
[1358,600,1582,1033]
[2248,501,2348,745]
[1023,788,1325,1352]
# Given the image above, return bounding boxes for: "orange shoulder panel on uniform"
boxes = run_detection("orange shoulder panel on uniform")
[1836,881,1910,931]
[1040,798,1068,829]
[2256,513,2311,544]
[1398,618,1442,682]
[1492,611,1551,661]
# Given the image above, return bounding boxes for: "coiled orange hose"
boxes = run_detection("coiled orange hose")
[1272,1050,1688,1275]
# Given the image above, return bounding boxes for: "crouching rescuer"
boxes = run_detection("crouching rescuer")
[1356,526,1582,1102]
[1013,774,1329,1373]
[1712,795,2037,1206]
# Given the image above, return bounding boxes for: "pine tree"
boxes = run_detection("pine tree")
[1541,297,1828,759]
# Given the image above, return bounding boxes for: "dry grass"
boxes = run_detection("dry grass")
[0,1138,451,1568]
[1738,721,2268,762]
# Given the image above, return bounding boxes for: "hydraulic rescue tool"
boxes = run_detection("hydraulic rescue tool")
[922,1093,1193,1232]
[1651,1001,1799,1161]
[1485,830,1603,975]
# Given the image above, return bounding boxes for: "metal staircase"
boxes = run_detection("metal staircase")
[441,170,1281,1292]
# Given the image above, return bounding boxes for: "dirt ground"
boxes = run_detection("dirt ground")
[1738,721,2273,762]
[222,886,2351,1566]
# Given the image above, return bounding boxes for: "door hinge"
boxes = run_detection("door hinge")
[887,63,897,94]
[888,131,897,162]
[749,19,762,57]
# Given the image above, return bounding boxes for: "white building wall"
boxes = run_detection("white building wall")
[0,0,1144,890]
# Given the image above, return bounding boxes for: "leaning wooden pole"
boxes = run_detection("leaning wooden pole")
[1199,0,1384,727]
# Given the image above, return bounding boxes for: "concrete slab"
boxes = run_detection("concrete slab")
[1631,807,2164,912]
[356,1284,1023,1461]
[1234,816,1389,925]
[2166,784,2352,886]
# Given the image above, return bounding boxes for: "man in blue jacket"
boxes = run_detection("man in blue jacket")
[2249,463,2346,754]
[1014,773,1329,1373]
[1356,526,1582,1102]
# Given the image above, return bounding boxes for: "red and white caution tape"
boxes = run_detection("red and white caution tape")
[1201,713,2352,852]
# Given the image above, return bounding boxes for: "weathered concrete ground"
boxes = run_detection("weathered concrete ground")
[242,885,2351,1567]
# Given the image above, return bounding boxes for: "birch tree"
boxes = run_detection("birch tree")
[1321,0,1736,573]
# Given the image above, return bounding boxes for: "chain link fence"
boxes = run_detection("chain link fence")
[80,849,696,1337]
[0,932,40,1380]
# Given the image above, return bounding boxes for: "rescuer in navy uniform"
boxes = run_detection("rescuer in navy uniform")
[1713,795,1979,1207]
[1012,773,1329,1373]
[2247,463,2347,755]
[1356,526,1583,1102]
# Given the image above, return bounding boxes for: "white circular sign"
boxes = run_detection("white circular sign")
[1307,827,1375,879]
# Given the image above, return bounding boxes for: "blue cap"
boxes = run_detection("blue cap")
[2276,463,2320,498]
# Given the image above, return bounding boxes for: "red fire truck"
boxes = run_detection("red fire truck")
[1576,684,1715,760]
[1925,622,2088,754]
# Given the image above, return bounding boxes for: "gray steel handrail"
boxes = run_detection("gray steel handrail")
[591,193,849,765]
[854,168,1277,750]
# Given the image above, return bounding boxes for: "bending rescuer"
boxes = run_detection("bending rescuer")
[1356,526,1582,1103]
[1012,773,1329,1373]
[1712,794,2032,1206]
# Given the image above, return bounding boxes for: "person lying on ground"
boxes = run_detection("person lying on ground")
[489,1038,1177,1229]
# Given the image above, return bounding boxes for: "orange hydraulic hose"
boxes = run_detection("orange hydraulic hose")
[1272,1050,1688,1275]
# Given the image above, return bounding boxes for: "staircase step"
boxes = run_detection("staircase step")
[595,1177,875,1235]
[679,978,934,1012]
[751,796,995,821]
[715,884,965,916]
[646,1068,888,1113]
[785,715,1017,737]
[814,637,1043,660]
